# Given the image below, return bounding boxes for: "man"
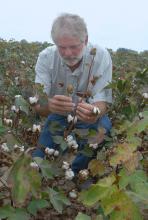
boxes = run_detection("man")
[32,13,112,174]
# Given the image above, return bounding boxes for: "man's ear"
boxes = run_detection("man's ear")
[85,35,88,45]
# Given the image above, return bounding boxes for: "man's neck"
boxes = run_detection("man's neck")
[67,58,83,72]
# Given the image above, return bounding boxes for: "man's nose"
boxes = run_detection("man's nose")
[64,47,73,56]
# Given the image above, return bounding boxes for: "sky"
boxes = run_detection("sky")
[0,0,148,52]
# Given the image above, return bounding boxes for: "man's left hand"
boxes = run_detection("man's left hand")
[76,102,99,123]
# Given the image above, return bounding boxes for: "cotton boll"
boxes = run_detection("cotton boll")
[142,93,148,99]
[89,143,98,149]
[30,161,39,170]
[62,161,70,170]
[1,143,10,152]
[29,96,38,104]
[79,169,89,180]
[69,189,77,199]
[71,144,79,150]
[45,148,55,155]
[92,106,101,115]
[66,135,73,142]
[54,150,59,157]
[65,169,74,180]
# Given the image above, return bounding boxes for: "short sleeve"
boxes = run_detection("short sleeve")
[35,49,52,95]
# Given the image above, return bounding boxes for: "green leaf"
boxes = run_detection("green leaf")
[0,206,30,220]
[52,135,64,144]
[0,205,15,218]
[8,208,30,220]
[48,188,71,213]
[119,169,148,202]
[79,145,93,157]
[75,212,91,220]
[98,174,116,187]
[8,155,41,205]
[79,184,117,206]
[101,190,142,219]
[0,119,6,135]
[27,199,49,216]
[60,141,68,151]
[40,160,55,179]
[15,95,29,115]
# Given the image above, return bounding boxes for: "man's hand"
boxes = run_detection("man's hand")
[76,101,107,123]
[48,95,74,115]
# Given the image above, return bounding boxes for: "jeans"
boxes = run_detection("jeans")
[32,114,112,174]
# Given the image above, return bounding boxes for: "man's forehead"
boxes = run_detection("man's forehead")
[56,35,82,45]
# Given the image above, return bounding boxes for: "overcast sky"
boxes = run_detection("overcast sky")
[0,0,148,51]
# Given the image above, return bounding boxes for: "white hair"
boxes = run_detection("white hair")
[51,13,88,44]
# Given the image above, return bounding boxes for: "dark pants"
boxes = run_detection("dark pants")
[32,114,112,174]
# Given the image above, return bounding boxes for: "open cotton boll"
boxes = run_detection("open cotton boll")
[92,106,101,115]
[67,114,77,124]
[29,96,38,104]
[30,161,39,170]
[62,161,70,170]
[11,105,20,113]
[1,143,10,152]
[66,135,74,142]
[65,169,75,180]
[69,189,77,199]
[67,140,77,148]
[142,92,148,99]
[32,124,41,132]
[71,144,79,150]
[79,169,89,180]
[45,148,55,155]
[89,143,98,149]
[54,150,59,157]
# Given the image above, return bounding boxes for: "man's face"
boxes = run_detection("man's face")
[56,35,87,66]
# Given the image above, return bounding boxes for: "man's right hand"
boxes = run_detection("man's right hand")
[48,95,74,115]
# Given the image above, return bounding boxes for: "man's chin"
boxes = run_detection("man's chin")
[64,60,79,66]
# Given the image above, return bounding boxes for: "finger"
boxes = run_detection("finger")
[77,102,94,112]
[51,99,74,108]
[54,95,72,102]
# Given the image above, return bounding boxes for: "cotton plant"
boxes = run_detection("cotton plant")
[89,143,98,149]
[142,92,148,99]
[92,106,101,115]
[62,161,70,170]
[78,169,89,180]
[65,168,75,180]
[69,189,78,199]
[11,105,20,113]
[67,114,77,124]
[30,161,39,170]
[1,143,10,152]
[65,135,79,150]
[61,161,75,180]
[29,96,39,104]
[32,124,41,132]
[13,144,24,152]
[45,147,59,157]
[3,118,13,126]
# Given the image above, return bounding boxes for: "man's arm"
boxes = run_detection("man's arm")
[33,95,74,117]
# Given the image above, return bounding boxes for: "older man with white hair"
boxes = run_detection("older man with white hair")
[32,13,112,174]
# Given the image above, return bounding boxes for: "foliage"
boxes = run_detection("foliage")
[0,39,148,219]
